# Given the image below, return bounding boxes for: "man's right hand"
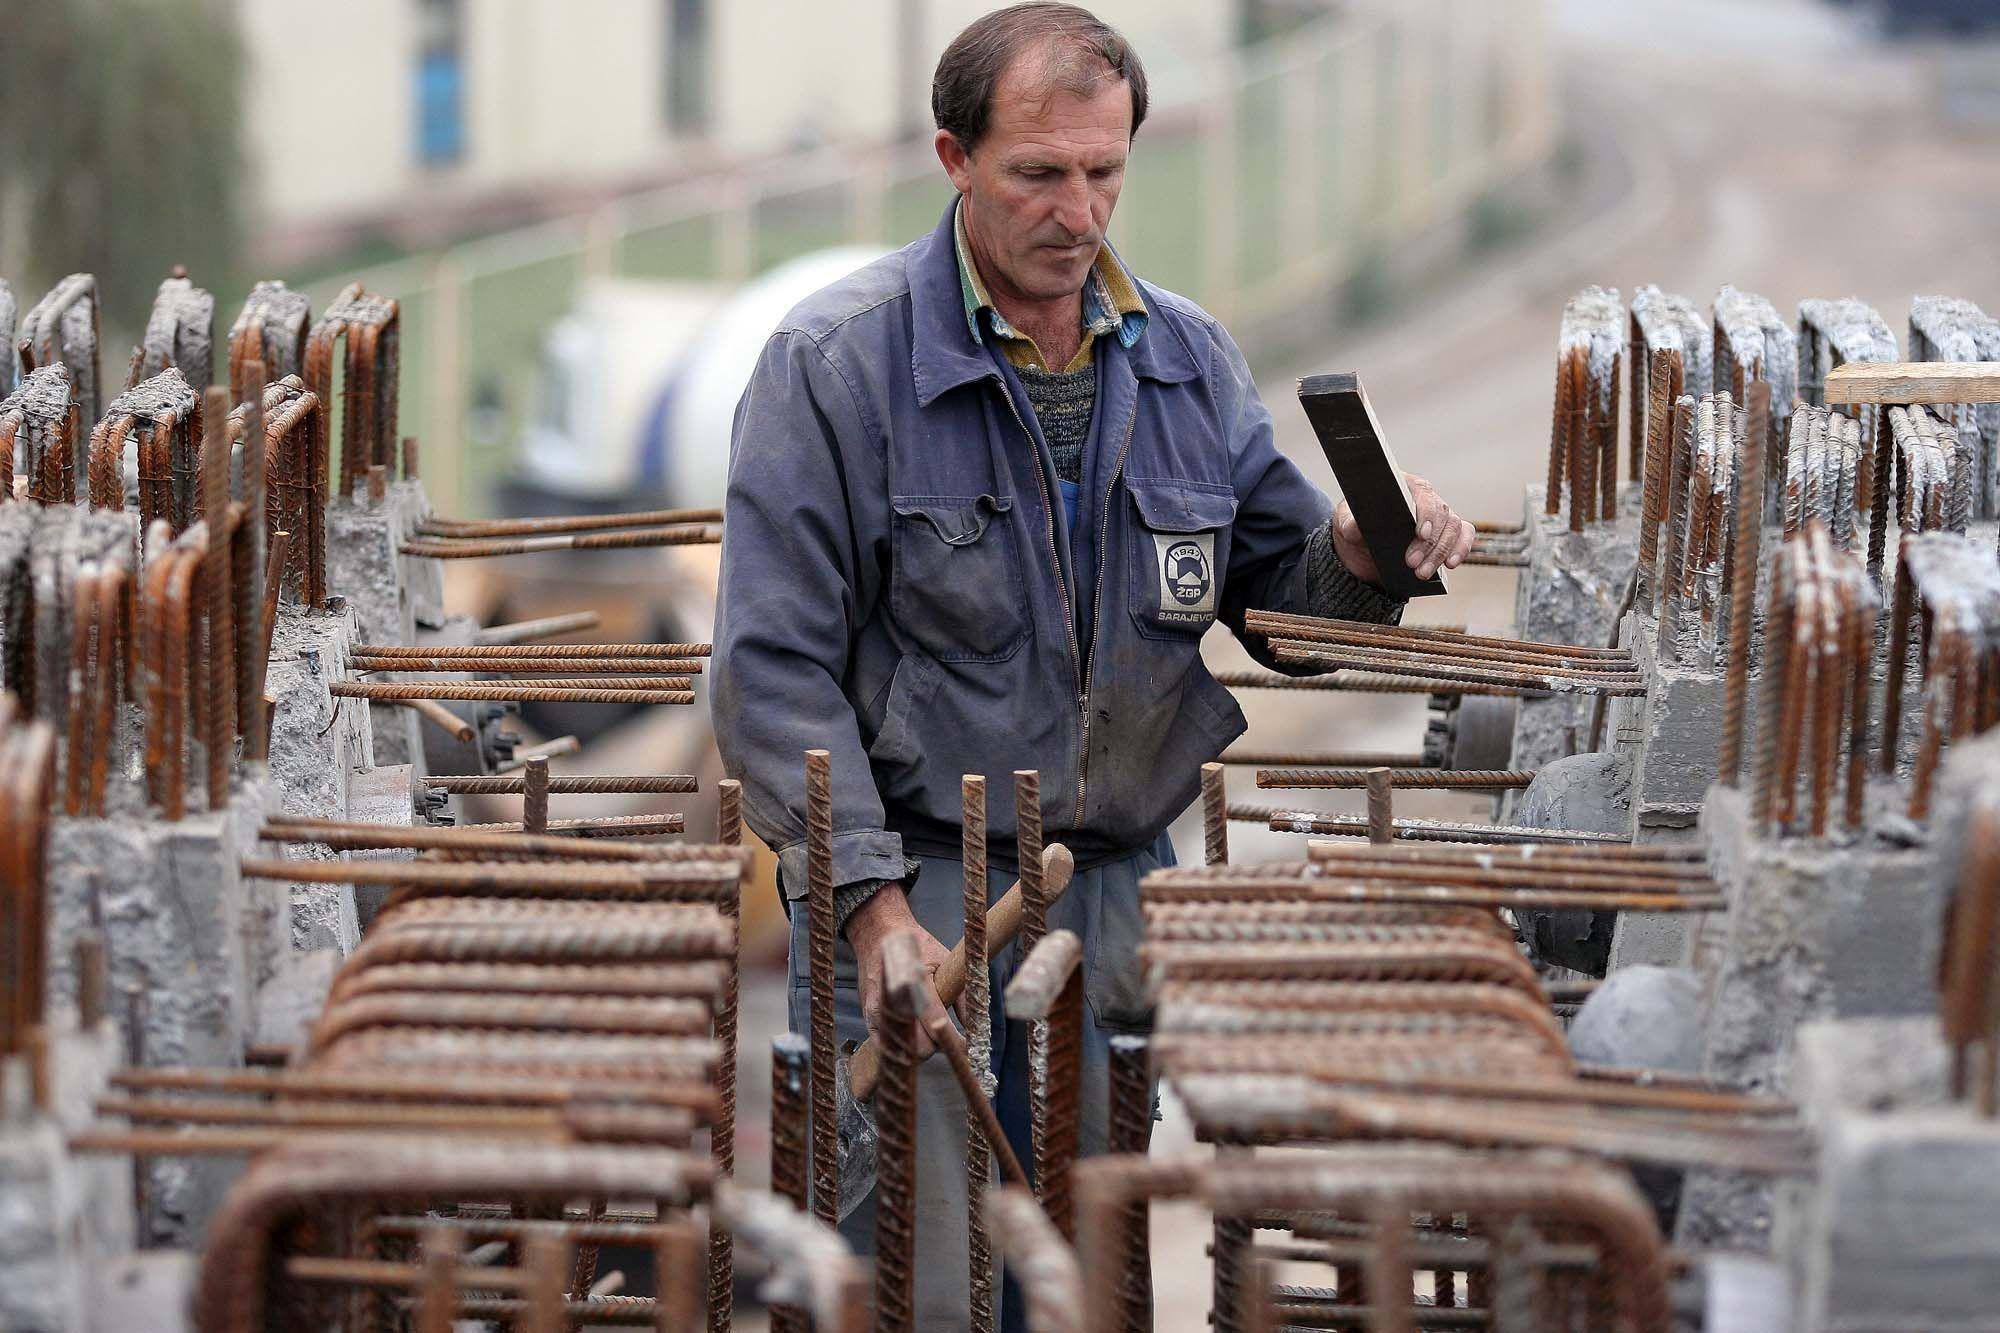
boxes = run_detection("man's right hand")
[843,886,952,1057]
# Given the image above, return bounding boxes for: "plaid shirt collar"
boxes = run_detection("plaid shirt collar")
[953,198,1148,368]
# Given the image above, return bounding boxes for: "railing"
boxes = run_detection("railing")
[305,0,1551,516]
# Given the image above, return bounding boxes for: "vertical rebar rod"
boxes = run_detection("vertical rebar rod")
[199,388,235,810]
[1867,405,1894,589]
[657,1220,707,1331]
[413,1225,463,1333]
[1657,396,1696,620]
[1719,382,1769,785]
[804,749,838,1229]
[1014,768,1048,1212]
[1881,560,1914,775]
[1107,1035,1154,1333]
[768,1032,810,1333]
[1635,348,1674,611]
[1752,556,1797,827]
[1015,769,1047,954]
[963,775,996,1333]
[1041,968,1083,1242]
[876,936,922,1333]
[1201,761,1228,866]
[1365,767,1395,845]
[1599,337,1621,522]
[1567,348,1590,533]
[1545,347,1568,515]
[521,757,550,835]
[709,778,742,1333]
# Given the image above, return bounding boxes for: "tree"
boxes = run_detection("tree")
[0,0,246,331]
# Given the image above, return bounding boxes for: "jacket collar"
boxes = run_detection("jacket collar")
[910,203,1197,406]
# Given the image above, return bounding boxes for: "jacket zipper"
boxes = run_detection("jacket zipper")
[1075,406,1138,824]
[994,383,1087,742]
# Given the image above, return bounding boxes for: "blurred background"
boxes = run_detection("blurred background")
[6,0,1999,1318]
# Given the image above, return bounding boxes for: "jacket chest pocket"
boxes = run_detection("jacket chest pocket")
[1127,478,1236,640]
[891,494,1029,662]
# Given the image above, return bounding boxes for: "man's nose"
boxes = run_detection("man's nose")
[1054,173,1095,239]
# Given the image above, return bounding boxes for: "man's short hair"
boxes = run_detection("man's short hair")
[932,3,1148,152]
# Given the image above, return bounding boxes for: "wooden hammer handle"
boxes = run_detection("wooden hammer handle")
[848,844,1070,1102]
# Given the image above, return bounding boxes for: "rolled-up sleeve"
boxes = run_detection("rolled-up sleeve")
[1207,321,1403,671]
[714,330,907,898]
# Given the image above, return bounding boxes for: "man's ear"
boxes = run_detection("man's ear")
[935,128,974,193]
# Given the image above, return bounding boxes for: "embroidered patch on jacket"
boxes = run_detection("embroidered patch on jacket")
[1154,532,1216,623]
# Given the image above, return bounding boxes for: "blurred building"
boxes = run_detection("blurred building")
[239,0,1235,261]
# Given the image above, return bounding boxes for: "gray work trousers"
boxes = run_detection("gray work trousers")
[786,832,1170,1331]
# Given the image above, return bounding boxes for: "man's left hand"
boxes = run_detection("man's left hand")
[1330,473,1475,585]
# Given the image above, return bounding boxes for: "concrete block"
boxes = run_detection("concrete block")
[1782,1018,2000,1332]
[0,1025,135,1333]
[266,603,367,955]
[324,481,443,769]
[1678,788,1942,1252]
[90,1251,196,1333]
[252,947,340,1054]
[345,762,415,928]
[1505,484,1641,776]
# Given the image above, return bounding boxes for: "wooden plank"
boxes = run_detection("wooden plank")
[1824,361,2000,406]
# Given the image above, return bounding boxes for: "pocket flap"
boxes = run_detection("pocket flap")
[891,494,1013,546]
[1126,478,1237,533]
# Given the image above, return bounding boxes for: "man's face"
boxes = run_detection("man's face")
[937,52,1132,305]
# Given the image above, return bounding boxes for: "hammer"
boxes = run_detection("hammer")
[833,843,1072,1218]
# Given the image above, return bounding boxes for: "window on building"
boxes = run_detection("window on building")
[416,0,466,166]
[666,0,710,134]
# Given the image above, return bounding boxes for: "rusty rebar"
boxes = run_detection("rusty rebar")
[1219,749,1429,768]
[474,611,605,644]
[261,818,687,861]
[1202,762,1229,866]
[358,640,710,660]
[1545,345,1568,515]
[875,932,924,1333]
[962,774,997,1333]
[521,757,550,835]
[768,1033,811,1333]
[423,774,697,795]
[387,695,476,742]
[708,779,743,1333]
[1560,346,1587,531]
[1007,930,1084,1241]
[1257,768,1535,791]
[329,681,695,705]
[1106,1034,1155,1332]
[804,749,838,1229]
[352,655,705,677]
[1635,349,1675,612]
[1016,769,1048,953]
[1242,807,1627,844]
[402,525,722,558]
[1266,643,1645,696]
[1718,381,1769,785]
[458,813,686,838]
[1213,669,1538,698]
[1364,768,1395,845]
[420,507,723,537]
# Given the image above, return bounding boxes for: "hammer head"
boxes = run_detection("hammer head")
[833,1049,878,1222]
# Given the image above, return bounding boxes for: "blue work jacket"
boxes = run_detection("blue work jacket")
[716,206,1372,896]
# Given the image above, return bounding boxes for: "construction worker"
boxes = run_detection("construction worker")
[715,4,1473,1325]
